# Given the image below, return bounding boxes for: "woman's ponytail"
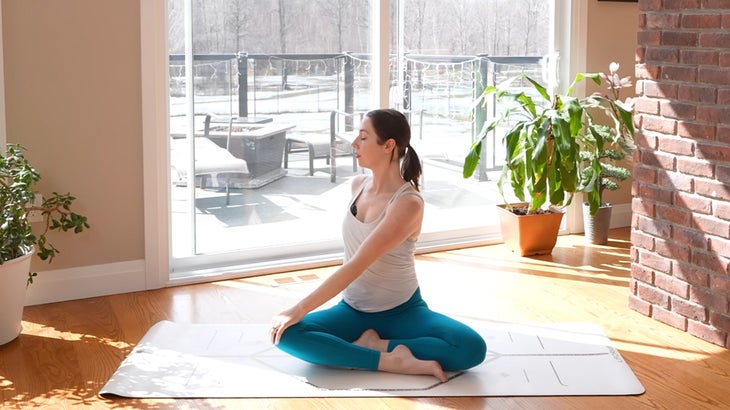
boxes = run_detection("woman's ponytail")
[401,144,422,192]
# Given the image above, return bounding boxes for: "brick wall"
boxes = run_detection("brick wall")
[630,1,730,348]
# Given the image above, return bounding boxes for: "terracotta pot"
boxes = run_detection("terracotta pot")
[0,248,33,345]
[496,203,565,256]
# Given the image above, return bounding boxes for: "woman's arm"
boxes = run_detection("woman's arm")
[270,192,423,344]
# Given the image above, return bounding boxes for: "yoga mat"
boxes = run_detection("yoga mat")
[100,320,645,398]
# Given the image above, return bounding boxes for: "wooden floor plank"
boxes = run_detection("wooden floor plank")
[2,227,730,409]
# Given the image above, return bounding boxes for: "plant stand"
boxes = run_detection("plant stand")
[0,250,33,345]
[583,202,612,245]
[496,203,565,256]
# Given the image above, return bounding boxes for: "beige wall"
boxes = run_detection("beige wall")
[1,1,639,275]
[2,1,144,271]
[586,0,639,205]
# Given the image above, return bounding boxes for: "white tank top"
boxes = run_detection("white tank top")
[341,180,421,312]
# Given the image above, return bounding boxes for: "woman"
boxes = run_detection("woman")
[270,109,486,381]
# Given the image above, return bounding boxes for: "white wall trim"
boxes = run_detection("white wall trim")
[25,260,147,306]
[0,0,7,147]
[141,0,171,290]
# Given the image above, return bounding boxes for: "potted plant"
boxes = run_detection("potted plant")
[463,71,603,256]
[1,144,90,345]
[578,62,635,244]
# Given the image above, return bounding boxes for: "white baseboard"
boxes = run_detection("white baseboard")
[609,203,633,229]
[24,259,147,306]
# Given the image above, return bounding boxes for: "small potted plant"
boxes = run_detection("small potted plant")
[463,67,631,256]
[578,62,635,244]
[0,144,90,345]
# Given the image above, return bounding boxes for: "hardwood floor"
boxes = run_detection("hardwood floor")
[2,227,730,409]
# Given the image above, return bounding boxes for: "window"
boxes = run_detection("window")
[147,0,565,284]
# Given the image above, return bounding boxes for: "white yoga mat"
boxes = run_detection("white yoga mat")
[99,320,645,398]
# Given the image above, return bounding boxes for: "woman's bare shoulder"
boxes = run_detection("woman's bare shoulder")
[351,174,368,195]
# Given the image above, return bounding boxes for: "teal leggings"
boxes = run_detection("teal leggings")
[276,288,487,371]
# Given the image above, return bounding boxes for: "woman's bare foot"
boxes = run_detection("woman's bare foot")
[378,344,448,382]
[353,329,389,351]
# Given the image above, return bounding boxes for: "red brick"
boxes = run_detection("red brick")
[631,228,656,250]
[700,33,730,49]
[678,84,717,104]
[631,262,655,283]
[642,80,678,99]
[679,49,720,66]
[638,213,674,237]
[661,101,697,121]
[657,203,692,225]
[717,166,730,186]
[673,227,710,251]
[653,306,688,330]
[657,238,691,263]
[641,148,676,170]
[634,97,660,115]
[672,297,707,322]
[704,0,730,11]
[675,261,710,287]
[714,201,730,222]
[674,192,712,214]
[632,197,656,218]
[646,13,681,30]
[677,121,716,140]
[696,143,730,162]
[629,294,653,316]
[638,249,673,273]
[699,67,730,87]
[636,64,660,80]
[638,31,661,47]
[721,52,730,68]
[664,0,700,8]
[719,125,730,144]
[677,157,714,177]
[643,115,678,135]
[661,65,697,82]
[662,31,698,47]
[691,251,730,277]
[687,320,727,346]
[681,13,721,29]
[658,169,694,192]
[657,137,695,155]
[690,286,729,313]
[719,89,730,106]
[692,214,730,237]
[635,132,658,150]
[656,271,690,297]
[695,179,730,201]
[639,185,675,205]
[638,281,671,308]
[710,312,730,333]
[633,164,658,184]
[697,105,730,125]
[710,274,730,297]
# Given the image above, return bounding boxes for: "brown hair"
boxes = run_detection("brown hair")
[365,109,422,191]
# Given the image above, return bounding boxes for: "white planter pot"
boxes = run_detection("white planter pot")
[0,249,33,345]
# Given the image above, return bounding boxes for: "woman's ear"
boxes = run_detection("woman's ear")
[385,138,396,153]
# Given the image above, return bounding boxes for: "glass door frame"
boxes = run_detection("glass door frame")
[140,0,581,288]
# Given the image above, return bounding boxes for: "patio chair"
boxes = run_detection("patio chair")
[328,110,363,182]
[283,110,362,180]
[170,137,249,205]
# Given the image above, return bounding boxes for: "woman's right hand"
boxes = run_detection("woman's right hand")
[269,304,305,345]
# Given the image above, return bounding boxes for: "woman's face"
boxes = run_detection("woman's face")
[352,116,393,169]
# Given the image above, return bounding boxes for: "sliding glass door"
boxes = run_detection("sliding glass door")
[167,0,556,279]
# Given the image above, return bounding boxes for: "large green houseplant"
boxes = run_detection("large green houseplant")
[463,66,633,255]
[1,144,90,344]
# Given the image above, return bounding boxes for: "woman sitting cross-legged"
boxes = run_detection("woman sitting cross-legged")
[269,108,487,382]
